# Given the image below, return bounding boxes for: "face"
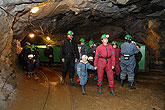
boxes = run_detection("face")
[81,42,85,45]
[82,58,87,62]
[113,44,117,49]
[101,38,108,44]
[89,44,93,48]
[46,46,49,49]
[67,34,73,40]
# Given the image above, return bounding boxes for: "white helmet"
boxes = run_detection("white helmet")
[28,54,34,58]
[88,56,93,60]
[82,55,88,59]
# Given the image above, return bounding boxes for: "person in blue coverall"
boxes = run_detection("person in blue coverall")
[120,34,139,90]
[77,55,97,95]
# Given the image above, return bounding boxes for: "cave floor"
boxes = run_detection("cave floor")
[9,65,165,110]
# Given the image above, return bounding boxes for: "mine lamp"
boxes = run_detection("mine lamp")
[29,33,35,38]
[30,6,39,14]
[46,36,51,41]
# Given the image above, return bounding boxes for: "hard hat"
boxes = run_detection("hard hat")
[88,40,94,46]
[46,44,49,47]
[25,42,31,46]
[88,56,93,60]
[80,38,85,43]
[82,55,88,59]
[101,34,108,40]
[67,30,74,35]
[125,34,132,39]
[31,44,36,50]
[112,41,117,45]
[28,54,34,58]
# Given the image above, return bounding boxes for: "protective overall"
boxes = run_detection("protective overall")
[94,44,115,87]
[120,42,139,83]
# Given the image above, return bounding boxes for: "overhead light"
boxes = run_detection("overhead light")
[29,33,35,38]
[46,36,51,40]
[30,6,39,14]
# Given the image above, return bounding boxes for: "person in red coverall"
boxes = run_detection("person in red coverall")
[94,34,116,96]
[112,41,121,81]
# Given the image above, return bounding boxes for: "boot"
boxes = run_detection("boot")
[128,82,136,90]
[69,78,77,86]
[116,75,120,82]
[120,80,124,87]
[62,78,65,85]
[110,87,116,96]
[81,85,85,95]
[98,86,102,94]
[27,73,31,78]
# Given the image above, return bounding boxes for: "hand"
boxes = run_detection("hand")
[79,76,81,79]
[33,60,36,63]
[62,58,64,62]
[112,66,115,69]
[75,58,78,62]
[119,58,120,60]
[49,55,52,57]
[94,67,97,70]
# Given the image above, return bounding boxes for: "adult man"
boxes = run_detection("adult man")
[112,41,121,81]
[94,34,116,96]
[60,30,79,86]
[120,34,139,90]
[44,44,54,67]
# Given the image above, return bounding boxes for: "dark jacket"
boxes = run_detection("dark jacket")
[60,39,79,59]
[44,47,53,57]
[135,51,142,63]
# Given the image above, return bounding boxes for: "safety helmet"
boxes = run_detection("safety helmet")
[28,54,34,58]
[88,40,94,46]
[67,30,74,35]
[112,41,117,45]
[80,38,85,43]
[125,34,132,39]
[31,44,36,50]
[101,34,107,40]
[46,44,49,47]
[25,42,31,46]
[82,55,88,59]
[88,56,93,60]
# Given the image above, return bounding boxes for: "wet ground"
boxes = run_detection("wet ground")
[9,65,165,110]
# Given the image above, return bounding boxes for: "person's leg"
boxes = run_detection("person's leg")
[62,59,69,85]
[120,62,127,87]
[105,65,115,96]
[127,63,136,90]
[69,58,76,86]
[97,63,105,94]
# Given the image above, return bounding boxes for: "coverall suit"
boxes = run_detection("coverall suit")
[114,48,121,76]
[94,44,115,87]
[120,42,139,82]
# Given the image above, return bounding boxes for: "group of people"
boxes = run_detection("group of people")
[60,30,142,96]
[20,42,54,78]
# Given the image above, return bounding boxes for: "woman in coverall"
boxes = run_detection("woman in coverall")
[94,34,116,96]
[77,55,97,95]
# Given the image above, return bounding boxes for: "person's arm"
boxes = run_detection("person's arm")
[77,63,81,77]
[87,63,96,70]
[94,46,100,67]
[59,43,64,59]
[110,46,115,68]
[74,42,79,59]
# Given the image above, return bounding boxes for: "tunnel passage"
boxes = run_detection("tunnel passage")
[0,0,165,109]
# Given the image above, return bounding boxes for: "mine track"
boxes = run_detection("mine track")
[38,70,51,110]
[45,67,75,110]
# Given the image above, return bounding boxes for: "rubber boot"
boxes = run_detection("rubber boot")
[81,85,85,95]
[27,73,31,78]
[62,78,65,85]
[128,82,136,90]
[69,78,76,86]
[94,75,98,80]
[120,80,124,87]
[98,86,102,94]
[110,87,116,96]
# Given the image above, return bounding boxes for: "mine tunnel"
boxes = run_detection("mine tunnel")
[0,0,165,110]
